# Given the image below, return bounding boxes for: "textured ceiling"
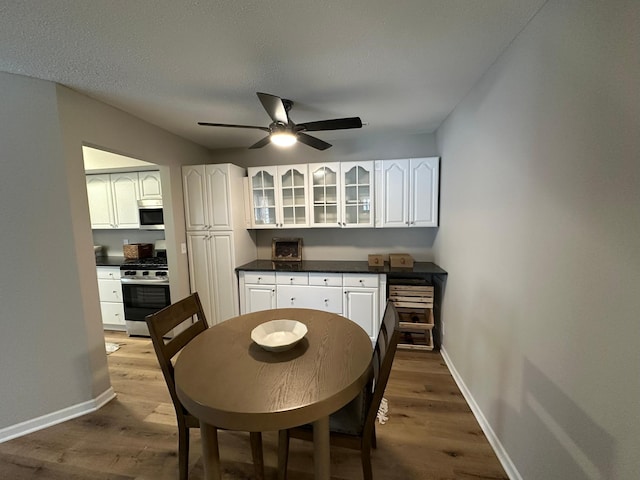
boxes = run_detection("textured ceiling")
[0,1,545,150]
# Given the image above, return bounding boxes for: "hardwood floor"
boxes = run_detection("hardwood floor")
[0,331,507,479]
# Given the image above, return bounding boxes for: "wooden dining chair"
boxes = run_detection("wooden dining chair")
[277,301,401,480]
[145,292,264,480]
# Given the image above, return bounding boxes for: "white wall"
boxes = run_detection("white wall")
[0,73,99,428]
[0,72,212,435]
[434,1,639,479]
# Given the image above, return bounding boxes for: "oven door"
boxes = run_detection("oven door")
[122,282,171,323]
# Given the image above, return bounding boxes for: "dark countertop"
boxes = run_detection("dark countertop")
[236,259,447,276]
[95,256,126,267]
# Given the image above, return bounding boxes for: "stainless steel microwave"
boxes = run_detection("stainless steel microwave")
[138,199,164,230]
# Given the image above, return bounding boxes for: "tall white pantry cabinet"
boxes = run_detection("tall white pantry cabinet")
[182,164,257,326]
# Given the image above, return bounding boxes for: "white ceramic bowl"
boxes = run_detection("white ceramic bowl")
[251,320,308,352]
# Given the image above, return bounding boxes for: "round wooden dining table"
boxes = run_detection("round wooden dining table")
[174,308,373,480]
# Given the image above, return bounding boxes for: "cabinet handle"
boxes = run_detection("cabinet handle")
[406,221,410,225]
[411,221,415,225]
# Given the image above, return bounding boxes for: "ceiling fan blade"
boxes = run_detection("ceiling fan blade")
[296,117,362,132]
[256,92,289,124]
[248,136,272,149]
[297,133,332,151]
[198,122,269,132]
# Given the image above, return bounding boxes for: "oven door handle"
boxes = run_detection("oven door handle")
[120,278,169,285]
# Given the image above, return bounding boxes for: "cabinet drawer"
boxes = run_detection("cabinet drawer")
[276,272,309,285]
[276,285,342,314]
[243,271,276,284]
[98,279,123,302]
[100,302,125,326]
[308,286,343,314]
[309,272,342,287]
[96,267,121,280]
[343,273,379,288]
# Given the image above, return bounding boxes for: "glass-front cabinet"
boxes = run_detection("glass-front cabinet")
[340,161,374,228]
[249,166,278,227]
[309,162,341,227]
[248,165,309,228]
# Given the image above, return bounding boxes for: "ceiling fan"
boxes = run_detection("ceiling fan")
[198,92,363,151]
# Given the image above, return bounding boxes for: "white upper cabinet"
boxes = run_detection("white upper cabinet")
[376,157,439,228]
[110,172,140,229]
[183,165,209,230]
[183,164,240,231]
[309,162,342,228]
[248,165,309,228]
[248,166,278,228]
[87,172,140,229]
[341,161,374,228]
[86,175,114,229]
[138,171,162,200]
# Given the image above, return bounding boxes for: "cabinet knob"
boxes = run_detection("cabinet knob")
[324,298,329,303]
[290,297,295,303]
[323,278,328,283]
[290,277,294,282]
[359,279,364,284]
[411,221,415,225]
[406,221,410,225]
[257,277,261,282]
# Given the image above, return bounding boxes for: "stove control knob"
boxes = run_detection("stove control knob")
[156,271,167,277]
[124,271,136,276]
[142,271,150,276]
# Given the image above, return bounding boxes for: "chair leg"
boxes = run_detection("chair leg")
[361,439,373,480]
[277,429,290,480]
[250,432,264,480]
[178,425,189,480]
[371,423,377,449]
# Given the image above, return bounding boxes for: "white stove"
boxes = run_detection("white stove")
[119,256,171,336]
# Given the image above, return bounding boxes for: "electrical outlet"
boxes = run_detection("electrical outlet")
[123,239,129,245]
[181,242,187,254]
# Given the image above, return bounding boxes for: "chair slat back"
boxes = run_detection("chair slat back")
[145,292,209,417]
[364,301,400,434]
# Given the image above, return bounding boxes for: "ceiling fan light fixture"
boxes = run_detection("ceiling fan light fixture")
[270,132,297,147]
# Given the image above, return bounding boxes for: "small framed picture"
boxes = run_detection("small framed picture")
[272,238,302,262]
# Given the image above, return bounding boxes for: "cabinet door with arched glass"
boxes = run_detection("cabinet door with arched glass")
[277,164,309,228]
[340,161,374,227]
[309,162,341,227]
[248,166,278,228]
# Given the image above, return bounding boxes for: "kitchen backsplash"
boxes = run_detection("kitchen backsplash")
[255,228,437,262]
[93,229,165,257]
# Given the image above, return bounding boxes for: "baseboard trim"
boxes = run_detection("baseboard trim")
[440,347,521,480]
[0,387,116,443]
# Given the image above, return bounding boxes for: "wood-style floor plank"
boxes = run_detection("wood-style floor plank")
[0,332,507,479]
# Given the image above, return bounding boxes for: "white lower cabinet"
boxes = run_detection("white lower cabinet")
[343,287,378,339]
[239,271,386,342]
[276,285,343,314]
[187,231,242,326]
[96,267,125,330]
